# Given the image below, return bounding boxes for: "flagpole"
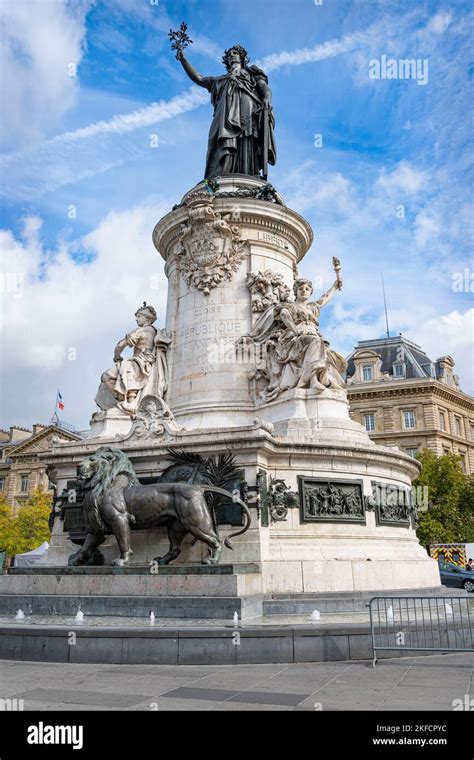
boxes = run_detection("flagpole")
[51,390,59,426]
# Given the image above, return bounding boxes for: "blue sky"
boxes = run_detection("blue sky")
[0,0,473,429]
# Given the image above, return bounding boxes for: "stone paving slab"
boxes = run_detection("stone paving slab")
[1,653,471,711]
[10,687,154,708]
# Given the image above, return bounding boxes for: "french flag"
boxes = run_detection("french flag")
[57,391,64,411]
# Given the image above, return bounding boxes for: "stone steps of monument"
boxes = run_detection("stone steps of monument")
[0,593,263,620]
[264,586,467,614]
[7,563,261,576]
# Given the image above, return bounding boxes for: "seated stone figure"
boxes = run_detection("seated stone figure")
[95,303,171,415]
[245,272,347,402]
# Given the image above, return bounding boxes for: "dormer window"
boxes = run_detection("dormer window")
[362,365,373,381]
[393,363,405,378]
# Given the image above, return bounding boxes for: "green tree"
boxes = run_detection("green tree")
[457,475,474,542]
[415,450,474,546]
[0,496,17,557]
[0,489,52,558]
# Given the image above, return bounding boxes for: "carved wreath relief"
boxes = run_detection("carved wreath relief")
[176,193,248,295]
[126,395,181,441]
[267,478,299,523]
[246,270,291,313]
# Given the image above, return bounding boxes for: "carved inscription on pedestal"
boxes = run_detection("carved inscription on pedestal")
[179,304,243,373]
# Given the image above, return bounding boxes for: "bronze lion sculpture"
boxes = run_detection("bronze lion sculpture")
[68,447,251,567]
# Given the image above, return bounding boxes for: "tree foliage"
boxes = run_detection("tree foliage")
[0,489,52,558]
[414,450,474,546]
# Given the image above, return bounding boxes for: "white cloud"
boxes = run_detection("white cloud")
[282,163,358,218]
[256,29,368,72]
[0,198,171,426]
[426,11,453,35]
[0,19,396,200]
[377,161,427,195]
[49,87,209,144]
[414,209,441,248]
[414,309,474,393]
[0,0,92,150]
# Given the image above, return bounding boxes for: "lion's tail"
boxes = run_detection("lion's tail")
[202,486,252,550]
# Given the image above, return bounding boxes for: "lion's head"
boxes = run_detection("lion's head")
[79,447,139,533]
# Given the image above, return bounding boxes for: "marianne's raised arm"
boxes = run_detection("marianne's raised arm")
[316,279,342,309]
[176,49,208,88]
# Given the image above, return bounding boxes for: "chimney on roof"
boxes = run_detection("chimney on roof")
[32,424,48,436]
[9,426,31,443]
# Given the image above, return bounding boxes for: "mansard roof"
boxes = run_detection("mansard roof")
[346,335,448,382]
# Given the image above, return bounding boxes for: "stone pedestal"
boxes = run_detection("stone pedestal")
[39,174,440,597]
[152,175,312,430]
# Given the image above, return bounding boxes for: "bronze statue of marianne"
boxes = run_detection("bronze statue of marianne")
[170,25,276,180]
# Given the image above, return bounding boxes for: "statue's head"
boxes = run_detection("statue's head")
[293,278,313,300]
[222,45,249,71]
[135,302,157,326]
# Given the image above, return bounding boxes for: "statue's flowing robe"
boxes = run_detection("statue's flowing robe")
[96,327,171,411]
[201,66,276,178]
[248,301,346,394]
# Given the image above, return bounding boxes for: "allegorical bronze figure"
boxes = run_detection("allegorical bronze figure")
[169,23,276,180]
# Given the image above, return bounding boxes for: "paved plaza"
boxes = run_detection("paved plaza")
[1,653,472,711]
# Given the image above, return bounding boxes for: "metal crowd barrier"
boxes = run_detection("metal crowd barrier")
[368,595,474,667]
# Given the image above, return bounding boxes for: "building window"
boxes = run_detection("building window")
[393,363,405,378]
[364,413,376,432]
[404,410,416,429]
[471,424,474,440]
[0,477,4,492]
[405,448,419,458]
[20,475,28,493]
[460,454,467,473]
[362,365,373,381]
[455,417,463,437]
[439,411,446,431]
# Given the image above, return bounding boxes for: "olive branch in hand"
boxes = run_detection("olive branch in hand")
[168,22,193,59]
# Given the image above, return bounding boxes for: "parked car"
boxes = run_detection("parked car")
[439,562,474,592]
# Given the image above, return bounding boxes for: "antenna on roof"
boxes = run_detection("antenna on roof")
[381,273,390,339]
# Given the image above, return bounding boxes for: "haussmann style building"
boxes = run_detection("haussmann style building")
[0,424,82,509]
[346,335,474,474]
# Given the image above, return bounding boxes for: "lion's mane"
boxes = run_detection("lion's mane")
[81,447,139,534]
